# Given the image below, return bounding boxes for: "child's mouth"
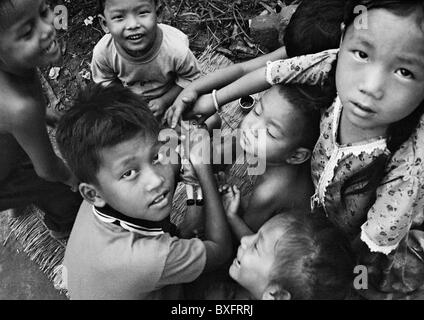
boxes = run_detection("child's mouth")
[127,34,143,41]
[352,101,375,114]
[43,40,58,55]
[149,190,169,208]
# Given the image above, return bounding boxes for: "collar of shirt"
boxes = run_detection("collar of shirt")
[92,203,177,237]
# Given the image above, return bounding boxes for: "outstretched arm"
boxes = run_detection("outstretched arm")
[189,129,233,271]
[166,47,287,127]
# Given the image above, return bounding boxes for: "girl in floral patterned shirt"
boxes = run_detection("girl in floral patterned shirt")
[184,0,424,299]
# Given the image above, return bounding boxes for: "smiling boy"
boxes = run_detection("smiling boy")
[56,84,232,299]
[0,0,80,239]
[92,0,201,119]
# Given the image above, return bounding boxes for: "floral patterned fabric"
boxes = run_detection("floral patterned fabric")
[266,50,424,297]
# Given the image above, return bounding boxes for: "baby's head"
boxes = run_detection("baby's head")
[97,0,159,58]
[239,84,331,165]
[0,0,61,73]
[229,211,354,300]
[337,0,424,139]
[284,0,347,57]
[56,84,177,222]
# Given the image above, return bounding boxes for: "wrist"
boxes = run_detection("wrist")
[211,90,220,112]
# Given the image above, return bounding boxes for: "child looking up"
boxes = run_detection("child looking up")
[92,0,200,119]
[0,0,80,239]
[195,0,424,299]
[219,189,354,300]
[56,84,232,299]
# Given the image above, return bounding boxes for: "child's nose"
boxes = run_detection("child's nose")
[40,17,55,41]
[145,167,165,192]
[126,14,141,30]
[240,234,254,248]
[358,66,385,100]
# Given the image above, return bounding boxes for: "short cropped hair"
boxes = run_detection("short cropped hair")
[284,0,347,57]
[97,0,157,14]
[278,84,334,150]
[269,211,354,300]
[56,84,159,184]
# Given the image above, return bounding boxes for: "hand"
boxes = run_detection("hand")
[222,185,241,219]
[165,89,198,128]
[186,126,211,167]
[185,94,217,124]
[148,98,167,119]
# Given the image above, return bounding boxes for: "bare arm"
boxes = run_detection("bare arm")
[10,103,75,187]
[167,47,287,127]
[183,66,272,122]
[149,84,183,118]
[189,130,233,272]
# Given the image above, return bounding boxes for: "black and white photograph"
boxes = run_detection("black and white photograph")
[0,0,423,306]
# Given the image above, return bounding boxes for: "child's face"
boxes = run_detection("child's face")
[0,0,60,72]
[229,215,286,299]
[93,132,176,221]
[336,8,424,135]
[239,86,302,164]
[101,0,158,57]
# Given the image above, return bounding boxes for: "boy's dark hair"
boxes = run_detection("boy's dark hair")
[269,211,354,300]
[56,84,159,184]
[284,0,347,57]
[278,84,335,150]
[97,0,157,14]
[340,0,424,203]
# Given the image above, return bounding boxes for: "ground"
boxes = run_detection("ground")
[0,0,284,300]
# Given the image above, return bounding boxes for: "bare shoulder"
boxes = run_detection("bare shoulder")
[252,166,304,206]
[0,79,44,132]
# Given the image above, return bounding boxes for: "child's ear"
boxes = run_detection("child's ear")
[98,14,110,34]
[262,284,291,300]
[286,147,311,165]
[79,183,106,207]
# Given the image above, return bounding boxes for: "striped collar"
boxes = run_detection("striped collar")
[92,204,176,237]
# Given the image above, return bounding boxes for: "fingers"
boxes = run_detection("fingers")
[232,185,241,201]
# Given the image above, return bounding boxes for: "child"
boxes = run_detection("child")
[217,84,332,236]
[197,0,424,299]
[55,84,232,299]
[91,0,201,119]
[0,0,80,239]
[214,187,354,300]
[165,0,346,127]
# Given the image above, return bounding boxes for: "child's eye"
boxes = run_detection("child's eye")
[112,15,123,21]
[266,127,278,139]
[121,169,138,180]
[138,11,149,15]
[21,27,33,39]
[396,68,414,80]
[353,50,368,61]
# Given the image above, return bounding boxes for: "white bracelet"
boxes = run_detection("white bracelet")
[211,89,220,112]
